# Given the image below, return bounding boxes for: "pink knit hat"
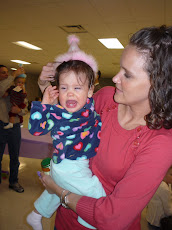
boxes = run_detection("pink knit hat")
[54,35,98,74]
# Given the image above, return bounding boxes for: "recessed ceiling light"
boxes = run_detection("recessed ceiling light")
[11,60,31,64]
[11,68,17,70]
[13,41,42,50]
[98,38,124,49]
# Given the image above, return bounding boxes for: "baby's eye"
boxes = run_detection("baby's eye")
[60,86,66,90]
[75,87,81,90]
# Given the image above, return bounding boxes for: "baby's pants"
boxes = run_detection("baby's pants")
[34,158,106,229]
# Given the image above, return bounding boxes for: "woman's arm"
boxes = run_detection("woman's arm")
[38,63,55,93]
[2,91,9,98]
[39,172,82,212]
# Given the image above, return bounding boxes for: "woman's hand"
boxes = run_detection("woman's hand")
[39,172,59,194]
[38,63,55,85]
[39,171,82,212]
[42,85,59,105]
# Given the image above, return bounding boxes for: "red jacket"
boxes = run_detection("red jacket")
[55,86,172,230]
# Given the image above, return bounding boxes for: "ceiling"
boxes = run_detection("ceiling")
[1,0,172,78]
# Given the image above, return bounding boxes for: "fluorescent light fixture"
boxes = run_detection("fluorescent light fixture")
[11,68,17,70]
[13,41,42,50]
[11,60,31,64]
[98,38,124,49]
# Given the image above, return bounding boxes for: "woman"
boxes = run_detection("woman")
[37,25,172,230]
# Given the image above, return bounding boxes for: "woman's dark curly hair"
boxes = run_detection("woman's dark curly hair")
[129,25,172,130]
[55,60,95,89]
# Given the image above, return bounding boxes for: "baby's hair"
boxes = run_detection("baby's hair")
[14,76,26,83]
[55,60,95,89]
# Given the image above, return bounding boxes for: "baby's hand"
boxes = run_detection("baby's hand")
[21,84,26,92]
[38,63,55,84]
[42,85,59,105]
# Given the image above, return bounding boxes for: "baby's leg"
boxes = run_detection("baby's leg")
[27,189,61,230]
[26,209,43,230]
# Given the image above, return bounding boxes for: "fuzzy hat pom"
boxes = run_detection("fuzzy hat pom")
[67,34,80,53]
[68,34,80,45]
[54,34,98,74]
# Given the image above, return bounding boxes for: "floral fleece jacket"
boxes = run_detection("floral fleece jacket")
[28,97,102,164]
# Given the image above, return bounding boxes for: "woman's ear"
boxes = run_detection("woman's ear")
[88,85,94,98]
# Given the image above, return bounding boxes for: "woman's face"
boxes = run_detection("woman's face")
[112,45,151,108]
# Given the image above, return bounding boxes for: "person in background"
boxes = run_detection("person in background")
[146,166,172,230]
[0,65,28,193]
[3,75,27,129]
[37,25,172,230]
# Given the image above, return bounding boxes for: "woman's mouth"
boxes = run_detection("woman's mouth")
[116,87,122,93]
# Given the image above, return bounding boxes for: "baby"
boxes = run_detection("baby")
[3,75,27,129]
[27,35,105,230]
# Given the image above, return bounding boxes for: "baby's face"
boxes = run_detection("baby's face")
[15,77,25,87]
[58,70,93,113]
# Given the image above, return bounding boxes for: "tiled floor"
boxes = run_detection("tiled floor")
[0,113,149,230]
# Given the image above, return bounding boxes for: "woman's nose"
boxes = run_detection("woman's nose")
[112,73,121,84]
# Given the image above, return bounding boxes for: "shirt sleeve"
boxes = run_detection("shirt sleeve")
[93,86,116,115]
[76,129,172,229]
[0,75,14,97]
[29,101,55,136]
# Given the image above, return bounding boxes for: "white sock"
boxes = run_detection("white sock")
[26,211,43,230]
[4,123,13,129]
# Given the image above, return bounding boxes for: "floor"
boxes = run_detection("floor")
[0,155,56,230]
[0,113,149,230]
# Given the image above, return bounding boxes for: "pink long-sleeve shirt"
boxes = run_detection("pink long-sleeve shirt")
[55,86,172,230]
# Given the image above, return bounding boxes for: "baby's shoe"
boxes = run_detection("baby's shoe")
[4,123,13,129]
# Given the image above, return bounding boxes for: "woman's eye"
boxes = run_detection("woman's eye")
[124,73,130,78]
